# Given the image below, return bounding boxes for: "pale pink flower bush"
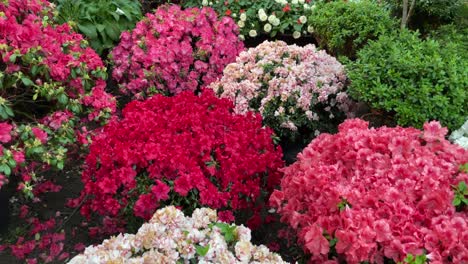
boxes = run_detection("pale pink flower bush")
[111,4,244,98]
[68,206,287,264]
[270,119,468,263]
[210,40,351,141]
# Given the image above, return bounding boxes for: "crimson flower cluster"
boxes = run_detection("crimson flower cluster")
[75,90,283,234]
[111,4,244,98]
[270,119,468,263]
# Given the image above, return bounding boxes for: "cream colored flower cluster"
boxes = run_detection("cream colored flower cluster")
[68,206,288,264]
[210,41,351,138]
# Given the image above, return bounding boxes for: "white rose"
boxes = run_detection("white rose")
[292,0,298,4]
[237,20,245,28]
[209,1,213,5]
[272,18,280,26]
[268,14,276,24]
[249,29,257,37]
[299,0,305,3]
[307,25,314,33]
[303,4,310,10]
[239,34,245,40]
[202,0,208,6]
[263,23,272,32]
[259,13,268,21]
[299,15,307,24]
[240,13,247,21]
[293,31,301,39]
[232,13,237,18]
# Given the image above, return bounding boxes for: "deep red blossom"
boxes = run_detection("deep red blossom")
[76,90,283,234]
[271,118,468,263]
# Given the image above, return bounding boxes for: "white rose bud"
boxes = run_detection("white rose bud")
[202,0,208,6]
[293,31,301,39]
[268,14,276,24]
[237,20,245,28]
[303,4,310,10]
[307,25,314,33]
[232,13,237,18]
[249,29,257,37]
[299,0,305,3]
[299,15,307,24]
[259,13,268,21]
[240,13,247,21]
[311,4,316,10]
[264,23,272,32]
[239,34,245,40]
[292,0,298,4]
[272,18,280,26]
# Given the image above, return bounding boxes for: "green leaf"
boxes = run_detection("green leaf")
[9,54,17,63]
[77,23,98,39]
[0,164,11,175]
[21,77,34,86]
[195,244,210,257]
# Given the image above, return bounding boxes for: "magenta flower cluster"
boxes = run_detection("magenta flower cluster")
[111,4,244,97]
[270,119,468,263]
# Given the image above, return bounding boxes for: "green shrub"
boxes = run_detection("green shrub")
[347,29,467,130]
[308,0,396,59]
[430,24,468,60]
[56,0,142,55]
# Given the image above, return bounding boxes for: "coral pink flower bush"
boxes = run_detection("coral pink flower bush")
[270,119,468,263]
[111,4,244,98]
[69,206,288,263]
[210,40,351,142]
[0,0,115,193]
[73,90,283,235]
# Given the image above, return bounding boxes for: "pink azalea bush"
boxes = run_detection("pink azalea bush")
[69,206,288,263]
[111,4,244,98]
[270,119,468,263]
[0,0,116,194]
[210,40,352,141]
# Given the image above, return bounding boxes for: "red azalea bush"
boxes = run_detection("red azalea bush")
[0,0,116,193]
[111,4,244,98]
[270,119,468,263]
[73,90,283,235]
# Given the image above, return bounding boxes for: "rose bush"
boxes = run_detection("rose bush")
[72,90,283,235]
[210,40,351,142]
[270,118,468,263]
[0,0,116,194]
[111,4,243,98]
[182,0,317,40]
[69,206,288,263]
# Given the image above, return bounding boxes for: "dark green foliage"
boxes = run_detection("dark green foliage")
[384,0,465,33]
[56,0,142,55]
[347,29,467,130]
[308,0,396,59]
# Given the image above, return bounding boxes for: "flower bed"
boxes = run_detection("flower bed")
[182,0,316,41]
[0,0,115,195]
[68,206,288,263]
[73,90,283,235]
[111,4,243,98]
[210,40,351,142]
[270,119,468,263]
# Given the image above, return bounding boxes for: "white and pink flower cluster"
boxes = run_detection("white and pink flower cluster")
[68,206,287,264]
[210,40,351,139]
